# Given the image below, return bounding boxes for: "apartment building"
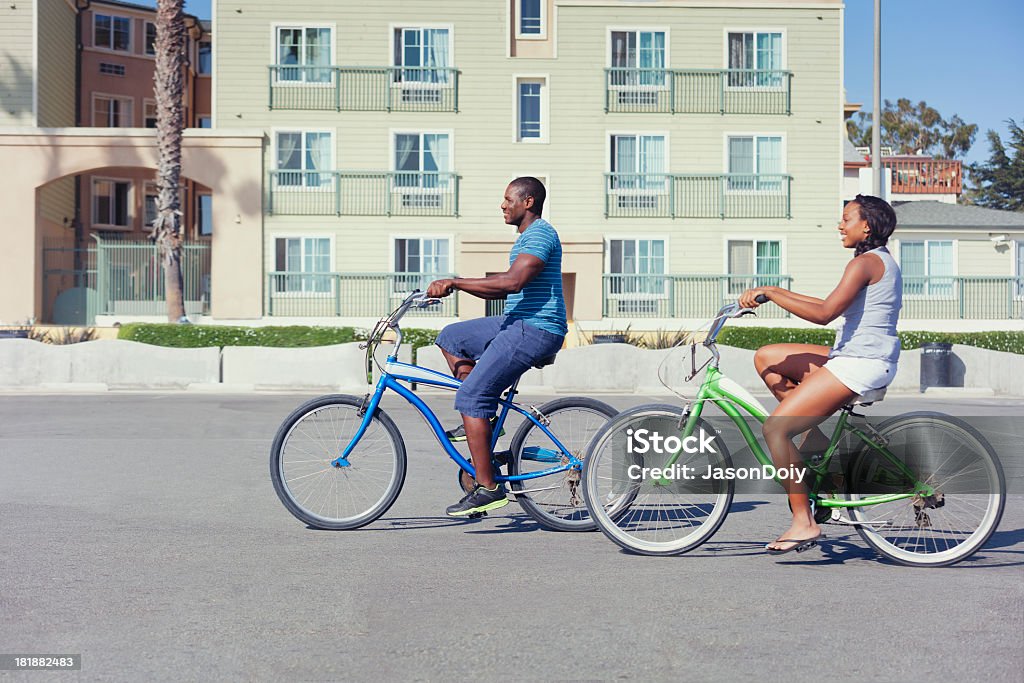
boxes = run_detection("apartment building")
[214,0,848,329]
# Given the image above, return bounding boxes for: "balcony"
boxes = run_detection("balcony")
[267,272,459,318]
[267,171,460,217]
[268,66,459,112]
[604,174,791,219]
[605,68,791,115]
[603,274,793,318]
[901,276,1024,319]
[885,158,962,195]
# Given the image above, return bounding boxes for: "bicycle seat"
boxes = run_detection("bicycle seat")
[532,354,557,370]
[850,387,886,407]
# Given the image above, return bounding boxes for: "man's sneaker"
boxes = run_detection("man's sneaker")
[446,417,505,442]
[446,483,509,517]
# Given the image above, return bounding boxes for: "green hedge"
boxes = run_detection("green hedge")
[717,328,1024,355]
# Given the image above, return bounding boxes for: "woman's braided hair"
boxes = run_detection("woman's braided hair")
[851,194,897,257]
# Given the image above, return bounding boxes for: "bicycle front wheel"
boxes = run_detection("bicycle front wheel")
[845,412,1005,567]
[507,397,618,532]
[270,395,407,530]
[582,405,734,556]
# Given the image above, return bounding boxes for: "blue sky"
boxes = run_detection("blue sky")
[159,0,1020,163]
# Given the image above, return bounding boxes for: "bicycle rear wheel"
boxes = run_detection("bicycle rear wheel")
[271,395,407,530]
[582,405,734,556]
[845,412,1005,567]
[507,397,618,532]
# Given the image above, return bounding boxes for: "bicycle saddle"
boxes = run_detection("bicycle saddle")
[850,387,886,407]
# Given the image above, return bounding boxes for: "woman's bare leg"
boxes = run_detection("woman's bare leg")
[762,367,857,551]
[754,343,834,452]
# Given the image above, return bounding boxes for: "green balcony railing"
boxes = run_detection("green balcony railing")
[604,173,791,219]
[268,65,459,112]
[605,68,792,114]
[901,277,1024,319]
[268,171,460,217]
[94,238,210,317]
[602,274,793,319]
[266,272,458,318]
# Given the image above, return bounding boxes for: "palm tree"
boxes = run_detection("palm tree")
[153,0,186,322]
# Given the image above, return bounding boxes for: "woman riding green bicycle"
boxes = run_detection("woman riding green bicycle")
[739,194,901,554]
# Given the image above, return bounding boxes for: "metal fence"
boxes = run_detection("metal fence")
[266,272,458,318]
[268,171,460,217]
[605,68,792,115]
[901,277,1024,319]
[602,274,794,319]
[268,66,459,112]
[605,174,792,219]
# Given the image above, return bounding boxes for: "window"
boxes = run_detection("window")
[728,240,782,293]
[394,132,450,195]
[275,26,332,82]
[95,14,131,51]
[198,195,213,236]
[727,31,783,86]
[727,135,782,190]
[516,78,547,142]
[901,240,954,296]
[99,62,125,76]
[197,42,212,74]
[275,131,333,188]
[609,134,667,203]
[274,237,332,293]
[393,27,451,84]
[145,22,156,56]
[144,100,157,128]
[607,238,666,313]
[93,95,133,127]
[198,116,212,129]
[518,0,544,37]
[394,238,450,291]
[92,179,131,228]
[610,30,666,88]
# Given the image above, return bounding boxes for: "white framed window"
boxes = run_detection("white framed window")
[198,194,213,237]
[273,237,333,294]
[144,99,157,128]
[726,239,783,294]
[93,94,133,127]
[92,178,132,228]
[197,41,212,74]
[517,0,545,38]
[274,26,333,83]
[274,130,334,188]
[393,131,452,200]
[608,133,668,207]
[145,22,156,56]
[606,237,667,313]
[899,239,955,297]
[143,182,186,231]
[94,13,131,52]
[392,25,453,85]
[726,29,784,87]
[514,76,548,143]
[393,236,451,292]
[726,134,784,191]
[609,29,668,90]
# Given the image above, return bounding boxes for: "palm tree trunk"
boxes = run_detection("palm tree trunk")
[153,0,186,322]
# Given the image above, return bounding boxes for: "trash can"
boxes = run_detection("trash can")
[592,334,628,344]
[920,342,954,392]
[0,329,29,340]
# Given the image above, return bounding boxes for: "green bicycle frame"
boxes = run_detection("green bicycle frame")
[662,366,934,508]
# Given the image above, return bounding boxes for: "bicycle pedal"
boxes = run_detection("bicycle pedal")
[467,511,488,520]
[795,540,818,553]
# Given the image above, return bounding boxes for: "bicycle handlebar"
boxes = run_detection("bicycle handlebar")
[755,293,769,304]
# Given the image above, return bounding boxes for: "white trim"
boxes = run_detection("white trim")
[604,236,671,303]
[721,26,788,73]
[605,130,672,172]
[512,73,550,144]
[605,26,671,68]
[142,97,157,127]
[388,22,456,85]
[90,175,135,230]
[388,234,456,273]
[388,128,456,190]
[31,0,38,126]
[1014,240,1024,300]
[603,235,671,273]
[268,234,337,298]
[515,0,547,40]
[92,10,134,53]
[722,235,788,288]
[269,127,336,191]
[269,22,338,85]
[892,237,959,300]
[91,92,135,127]
[144,20,157,56]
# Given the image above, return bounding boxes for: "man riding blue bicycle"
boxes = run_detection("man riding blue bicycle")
[426,177,566,518]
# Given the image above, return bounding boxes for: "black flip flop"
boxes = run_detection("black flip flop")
[765,532,824,555]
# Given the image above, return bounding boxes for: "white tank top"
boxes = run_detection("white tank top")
[830,247,902,363]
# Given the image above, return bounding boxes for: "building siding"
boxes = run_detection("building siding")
[0,1,36,126]
[36,0,77,128]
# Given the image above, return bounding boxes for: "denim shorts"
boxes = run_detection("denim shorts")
[435,315,565,418]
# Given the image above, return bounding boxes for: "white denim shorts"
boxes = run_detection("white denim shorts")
[822,356,897,395]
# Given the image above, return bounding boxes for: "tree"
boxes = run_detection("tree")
[846,98,978,159]
[966,119,1024,212]
[153,0,187,322]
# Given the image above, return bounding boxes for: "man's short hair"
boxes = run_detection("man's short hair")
[510,176,546,216]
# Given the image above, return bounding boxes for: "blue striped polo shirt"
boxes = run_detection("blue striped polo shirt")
[503,219,567,336]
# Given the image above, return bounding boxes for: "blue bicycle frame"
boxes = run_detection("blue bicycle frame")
[330,354,581,483]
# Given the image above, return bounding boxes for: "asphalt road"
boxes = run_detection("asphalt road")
[1,392,1022,682]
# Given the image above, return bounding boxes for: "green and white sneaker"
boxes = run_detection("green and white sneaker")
[445,484,509,517]
[445,417,505,442]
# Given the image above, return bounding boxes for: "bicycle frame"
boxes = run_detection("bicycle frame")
[666,365,935,508]
[330,354,582,483]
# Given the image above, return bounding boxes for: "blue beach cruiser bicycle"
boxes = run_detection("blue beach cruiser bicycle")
[271,291,618,531]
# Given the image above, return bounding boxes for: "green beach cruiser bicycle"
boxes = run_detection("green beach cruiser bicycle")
[271,291,617,532]
[582,300,1006,567]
